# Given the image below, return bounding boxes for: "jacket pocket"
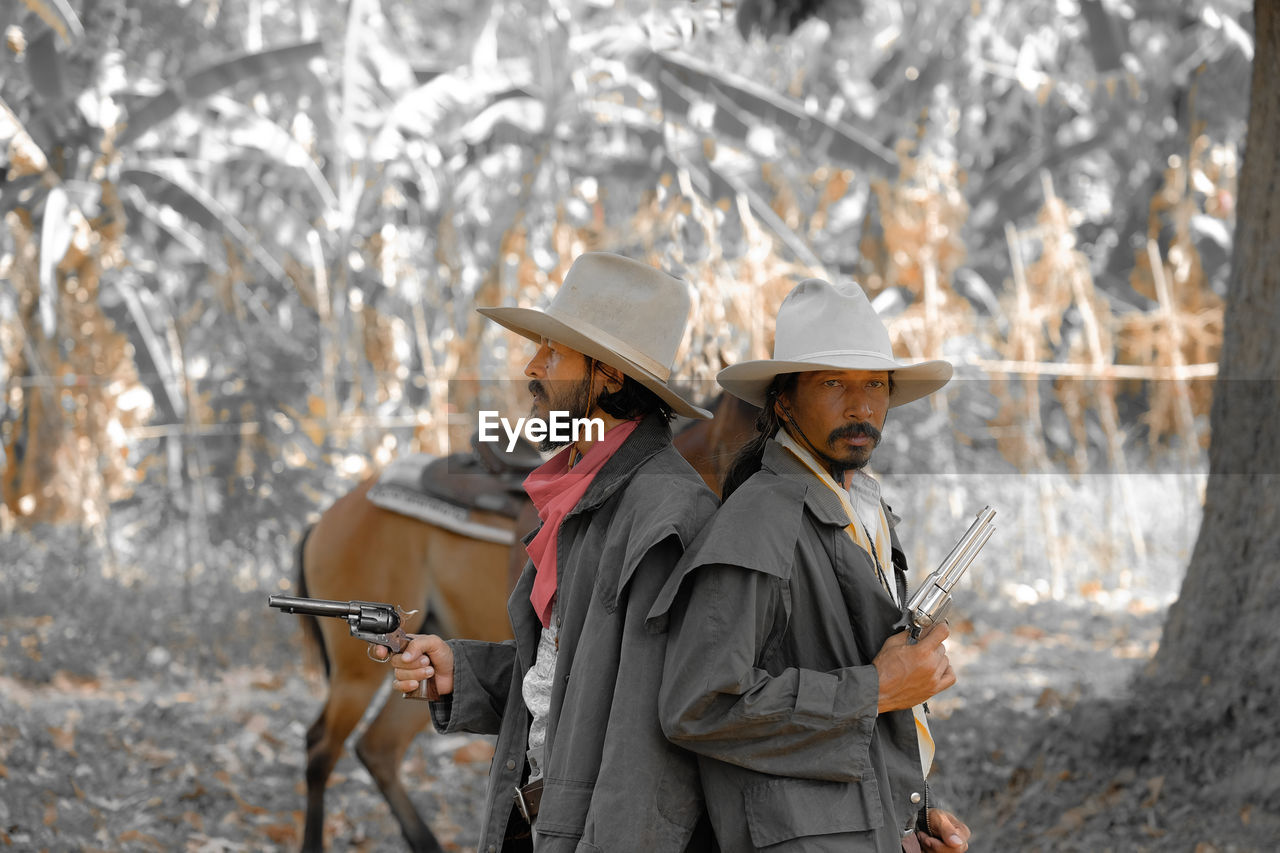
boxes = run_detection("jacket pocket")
[533,777,594,838]
[743,777,884,848]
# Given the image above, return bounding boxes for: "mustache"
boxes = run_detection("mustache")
[828,421,881,445]
[528,380,545,398]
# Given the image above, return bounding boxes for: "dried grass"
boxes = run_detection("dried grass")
[1,184,148,529]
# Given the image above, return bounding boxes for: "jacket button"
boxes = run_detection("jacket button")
[506,759,516,771]
[910,791,922,804]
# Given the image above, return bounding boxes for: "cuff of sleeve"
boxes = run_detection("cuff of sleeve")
[429,638,465,734]
[429,695,454,732]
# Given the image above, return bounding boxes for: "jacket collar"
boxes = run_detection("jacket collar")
[760,438,902,531]
[566,412,672,518]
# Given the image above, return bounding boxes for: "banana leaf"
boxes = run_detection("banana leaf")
[119,165,287,288]
[207,95,340,212]
[655,51,896,177]
[116,41,324,150]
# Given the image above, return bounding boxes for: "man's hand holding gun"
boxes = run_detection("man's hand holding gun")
[872,506,996,713]
[268,594,450,700]
[878,507,994,853]
[374,633,455,699]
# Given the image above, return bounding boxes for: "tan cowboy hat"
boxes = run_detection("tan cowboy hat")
[477,252,712,419]
[717,278,952,408]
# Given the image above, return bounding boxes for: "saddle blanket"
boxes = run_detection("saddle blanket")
[366,453,518,546]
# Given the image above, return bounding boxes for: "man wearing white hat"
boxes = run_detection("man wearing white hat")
[653,279,972,852]
[383,252,719,851]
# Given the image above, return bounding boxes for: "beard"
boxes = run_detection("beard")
[527,377,594,451]
[821,420,882,478]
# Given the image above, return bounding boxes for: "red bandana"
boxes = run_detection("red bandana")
[523,419,639,627]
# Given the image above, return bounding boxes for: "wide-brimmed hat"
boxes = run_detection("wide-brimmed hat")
[477,252,712,419]
[717,278,952,408]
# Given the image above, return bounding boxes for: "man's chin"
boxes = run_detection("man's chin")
[825,449,873,477]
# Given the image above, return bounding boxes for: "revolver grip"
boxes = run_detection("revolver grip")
[404,677,439,702]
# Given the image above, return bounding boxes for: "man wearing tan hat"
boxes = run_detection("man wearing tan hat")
[380,253,719,851]
[653,279,972,852]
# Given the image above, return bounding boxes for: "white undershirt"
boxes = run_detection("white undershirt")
[521,597,559,782]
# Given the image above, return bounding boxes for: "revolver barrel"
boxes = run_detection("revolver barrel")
[268,594,356,618]
[906,506,997,635]
[933,506,996,592]
[269,594,402,637]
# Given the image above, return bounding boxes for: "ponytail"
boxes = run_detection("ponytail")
[720,373,798,499]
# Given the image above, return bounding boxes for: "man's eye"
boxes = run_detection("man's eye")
[824,379,842,388]
[868,380,885,389]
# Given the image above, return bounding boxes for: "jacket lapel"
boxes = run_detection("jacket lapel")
[568,413,671,519]
[763,441,903,619]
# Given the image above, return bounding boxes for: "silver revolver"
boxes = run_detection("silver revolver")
[903,506,996,642]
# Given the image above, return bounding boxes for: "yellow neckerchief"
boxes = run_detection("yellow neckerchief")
[775,429,935,778]
[775,430,892,593]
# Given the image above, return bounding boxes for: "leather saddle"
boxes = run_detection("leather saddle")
[407,433,541,520]
[471,432,543,477]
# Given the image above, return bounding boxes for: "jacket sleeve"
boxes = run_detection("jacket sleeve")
[429,638,516,735]
[658,561,881,783]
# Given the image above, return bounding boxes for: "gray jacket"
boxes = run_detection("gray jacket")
[430,414,719,852]
[653,439,929,852]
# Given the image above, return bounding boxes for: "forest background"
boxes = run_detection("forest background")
[0,0,1263,850]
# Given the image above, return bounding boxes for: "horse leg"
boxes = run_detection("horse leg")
[302,672,384,852]
[355,691,442,853]
[302,708,333,853]
[302,483,448,850]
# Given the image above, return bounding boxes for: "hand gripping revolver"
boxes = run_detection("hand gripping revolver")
[268,594,438,700]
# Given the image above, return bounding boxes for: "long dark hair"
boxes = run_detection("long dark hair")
[721,373,798,498]
[588,358,675,423]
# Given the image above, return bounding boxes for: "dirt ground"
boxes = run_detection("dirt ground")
[0,664,491,852]
[0,597,1271,852]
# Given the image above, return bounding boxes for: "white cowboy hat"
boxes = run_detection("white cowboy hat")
[477,252,712,419]
[717,278,952,408]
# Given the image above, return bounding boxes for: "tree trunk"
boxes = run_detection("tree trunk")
[1152,0,1280,742]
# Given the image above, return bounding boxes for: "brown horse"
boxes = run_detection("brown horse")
[293,393,758,852]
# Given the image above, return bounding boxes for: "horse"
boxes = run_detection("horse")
[292,392,759,852]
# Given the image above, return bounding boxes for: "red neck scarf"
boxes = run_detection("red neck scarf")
[523,419,639,627]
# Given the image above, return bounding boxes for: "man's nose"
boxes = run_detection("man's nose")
[846,392,873,419]
[525,344,550,378]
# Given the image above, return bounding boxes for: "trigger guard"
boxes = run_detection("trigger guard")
[367,645,388,663]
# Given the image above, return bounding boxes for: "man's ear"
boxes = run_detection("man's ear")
[772,391,790,421]
[596,363,625,393]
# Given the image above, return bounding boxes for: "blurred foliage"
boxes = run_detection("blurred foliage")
[0,0,1253,633]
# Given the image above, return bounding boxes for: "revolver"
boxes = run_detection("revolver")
[903,506,996,643]
[268,594,437,700]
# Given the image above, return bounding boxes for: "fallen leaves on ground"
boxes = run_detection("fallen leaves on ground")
[0,595,1272,851]
[0,666,491,851]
